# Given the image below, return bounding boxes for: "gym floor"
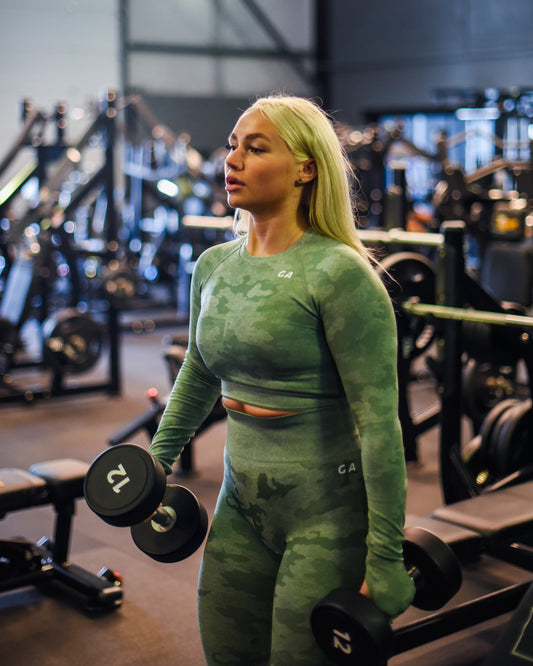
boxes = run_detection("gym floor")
[0,322,530,665]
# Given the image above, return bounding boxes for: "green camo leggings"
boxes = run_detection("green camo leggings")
[198,404,368,666]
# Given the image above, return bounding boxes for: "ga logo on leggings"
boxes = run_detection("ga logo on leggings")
[338,462,357,475]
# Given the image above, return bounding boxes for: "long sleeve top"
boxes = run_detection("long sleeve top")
[150,228,415,617]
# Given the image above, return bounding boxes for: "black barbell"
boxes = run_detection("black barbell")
[403,301,533,329]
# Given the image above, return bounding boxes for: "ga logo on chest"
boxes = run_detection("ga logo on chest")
[338,462,357,475]
[277,270,294,278]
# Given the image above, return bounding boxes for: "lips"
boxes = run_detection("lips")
[225,175,245,191]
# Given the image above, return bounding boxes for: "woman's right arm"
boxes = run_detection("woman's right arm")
[149,259,221,474]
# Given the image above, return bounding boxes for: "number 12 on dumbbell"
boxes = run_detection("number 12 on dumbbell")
[332,629,353,655]
[107,464,130,494]
[84,443,209,563]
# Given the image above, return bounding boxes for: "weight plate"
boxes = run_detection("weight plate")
[491,399,533,477]
[461,433,493,489]
[463,321,494,363]
[101,261,138,307]
[462,358,518,432]
[464,398,520,489]
[310,588,393,666]
[378,252,437,360]
[84,443,166,527]
[403,526,462,611]
[464,302,525,366]
[478,398,520,462]
[486,401,521,471]
[42,308,103,374]
[131,484,208,563]
[491,302,527,365]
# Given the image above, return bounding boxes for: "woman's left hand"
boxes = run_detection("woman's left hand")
[363,557,416,620]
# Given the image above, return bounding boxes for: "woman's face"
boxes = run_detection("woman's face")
[224,109,302,218]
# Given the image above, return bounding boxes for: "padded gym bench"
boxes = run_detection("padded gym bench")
[433,480,533,546]
[0,458,123,612]
[394,481,533,660]
[406,480,533,566]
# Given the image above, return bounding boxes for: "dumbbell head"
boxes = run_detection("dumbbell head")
[131,484,209,563]
[84,443,209,563]
[311,527,462,664]
[311,589,393,665]
[84,443,166,527]
[403,525,462,610]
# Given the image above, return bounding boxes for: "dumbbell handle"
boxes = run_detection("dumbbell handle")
[146,504,177,533]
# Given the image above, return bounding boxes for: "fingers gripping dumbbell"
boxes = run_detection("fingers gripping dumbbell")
[310,527,462,665]
[84,444,208,562]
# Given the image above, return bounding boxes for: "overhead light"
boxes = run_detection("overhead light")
[66,147,82,163]
[455,107,501,121]
[182,215,233,229]
[156,179,179,197]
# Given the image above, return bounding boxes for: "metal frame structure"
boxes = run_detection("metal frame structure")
[118,0,330,104]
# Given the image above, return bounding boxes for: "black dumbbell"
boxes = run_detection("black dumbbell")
[84,443,208,562]
[310,526,462,665]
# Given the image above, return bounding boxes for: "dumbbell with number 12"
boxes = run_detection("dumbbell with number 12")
[310,526,462,665]
[84,443,208,562]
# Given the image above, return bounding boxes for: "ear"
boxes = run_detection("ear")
[300,158,317,183]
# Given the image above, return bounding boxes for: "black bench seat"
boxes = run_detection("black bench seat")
[0,469,48,515]
[432,480,533,544]
[0,459,88,518]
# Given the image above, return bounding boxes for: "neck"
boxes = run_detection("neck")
[245,213,309,257]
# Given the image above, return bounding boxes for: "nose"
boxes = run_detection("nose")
[225,146,242,171]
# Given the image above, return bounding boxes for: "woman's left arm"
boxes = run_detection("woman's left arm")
[320,250,415,618]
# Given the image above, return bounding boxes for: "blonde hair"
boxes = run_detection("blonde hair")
[232,94,372,264]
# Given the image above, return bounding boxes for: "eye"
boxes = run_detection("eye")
[225,143,235,151]
[249,146,264,154]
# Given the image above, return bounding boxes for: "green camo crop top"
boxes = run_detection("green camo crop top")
[151,228,405,460]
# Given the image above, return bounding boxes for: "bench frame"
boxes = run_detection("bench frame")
[0,458,123,612]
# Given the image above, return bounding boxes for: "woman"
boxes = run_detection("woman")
[149,94,414,665]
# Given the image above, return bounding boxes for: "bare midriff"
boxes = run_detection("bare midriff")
[222,396,296,418]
